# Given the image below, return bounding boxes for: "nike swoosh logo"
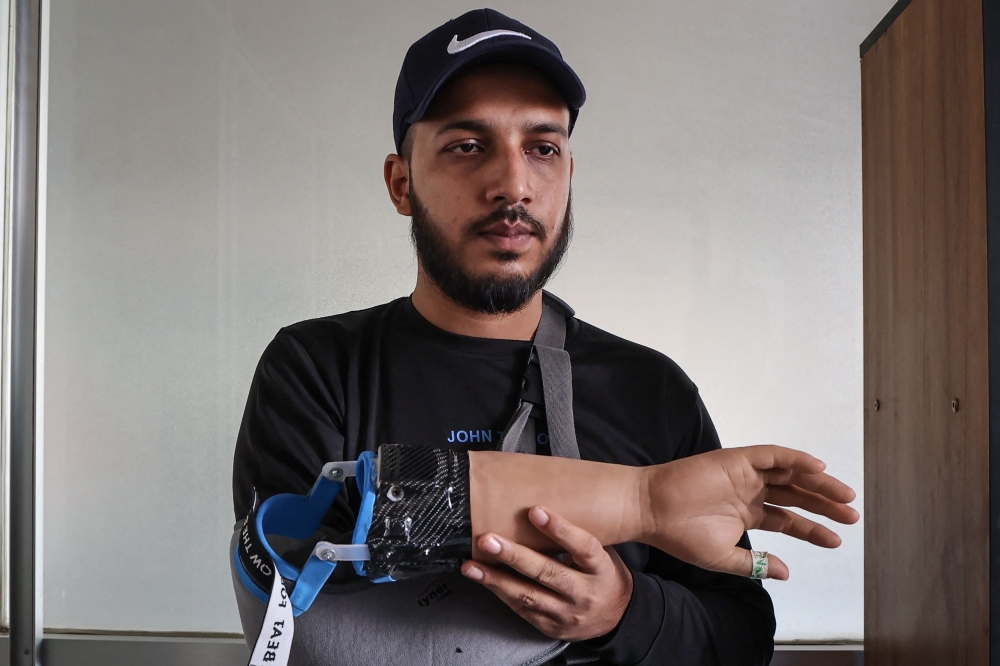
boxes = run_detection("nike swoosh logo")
[447,29,531,54]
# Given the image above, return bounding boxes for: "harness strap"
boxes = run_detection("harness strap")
[536,345,580,460]
[500,293,580,459]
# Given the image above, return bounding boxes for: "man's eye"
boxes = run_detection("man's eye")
[450,142,481,154]
[534,145,559,157]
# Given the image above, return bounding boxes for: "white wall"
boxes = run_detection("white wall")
[42,0,895,640]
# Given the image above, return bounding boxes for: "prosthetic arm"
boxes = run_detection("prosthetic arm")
[371,443,856,583]
[237,443,855,616]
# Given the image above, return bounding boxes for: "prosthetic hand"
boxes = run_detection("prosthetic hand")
[638,445,856,580]
[469,445,856,580]
[370,444,857,582]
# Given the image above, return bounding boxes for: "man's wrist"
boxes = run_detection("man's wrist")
[601,551,634,638]
[580,566,664,662]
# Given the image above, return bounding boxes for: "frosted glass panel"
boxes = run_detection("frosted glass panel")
[42,0,414,632]
[42,0,895,638]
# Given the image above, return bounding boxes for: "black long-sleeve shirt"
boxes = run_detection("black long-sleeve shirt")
[232,296,776,665]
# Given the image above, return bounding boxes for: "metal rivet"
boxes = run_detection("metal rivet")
[318,548,337,562]
[387,485,404,502]
[952,398,960,413]
[874,399,880,412]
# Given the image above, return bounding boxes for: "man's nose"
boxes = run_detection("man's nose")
[484,144,534,206]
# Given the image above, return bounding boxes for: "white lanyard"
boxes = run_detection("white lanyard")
[248,566,295,666]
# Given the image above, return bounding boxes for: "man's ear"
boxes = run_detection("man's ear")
[384,154,412,216]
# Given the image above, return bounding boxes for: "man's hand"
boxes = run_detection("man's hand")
[460,506,633,642]
[643,445,860,580]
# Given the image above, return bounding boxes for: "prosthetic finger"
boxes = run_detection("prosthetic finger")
[716,547,790,581]
[758,504,843,548]
[787,471,857,504]
[763,467,795,486]
[764,485,860,525]
[748,549,790,581]
[743,445,827,475]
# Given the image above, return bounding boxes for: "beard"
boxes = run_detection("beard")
[409,186,573,315]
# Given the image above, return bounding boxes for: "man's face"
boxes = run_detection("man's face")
[398,63,574,314]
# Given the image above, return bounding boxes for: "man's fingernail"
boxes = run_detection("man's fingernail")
[464,565,483,580]
[530,506,549,526]
[481,536,501,554]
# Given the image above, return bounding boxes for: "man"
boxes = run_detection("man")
[233,8,776,665]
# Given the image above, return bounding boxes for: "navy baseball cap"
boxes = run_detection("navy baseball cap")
[392,8,586,154]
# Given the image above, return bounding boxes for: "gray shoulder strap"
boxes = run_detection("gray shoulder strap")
[535,344,579,459]
[500,294,580,460]
[533,303,566,349]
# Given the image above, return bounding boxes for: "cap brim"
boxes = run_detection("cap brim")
[406,41,586,129]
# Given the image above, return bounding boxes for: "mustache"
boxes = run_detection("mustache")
[465,205,549,240]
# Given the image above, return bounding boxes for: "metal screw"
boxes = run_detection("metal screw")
[952,398,960,413]
[403,516,413,539]
[387,485,404,502]
[318,548,337,562]
[873,399,880,412]
[328,467,343,479]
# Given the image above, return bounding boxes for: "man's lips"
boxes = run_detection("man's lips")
[477,221,536,252]
[478,221,535,237]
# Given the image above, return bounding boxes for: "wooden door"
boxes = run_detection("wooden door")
[861,0,991,663]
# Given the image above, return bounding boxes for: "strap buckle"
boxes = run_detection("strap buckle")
[519,348,545,417]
